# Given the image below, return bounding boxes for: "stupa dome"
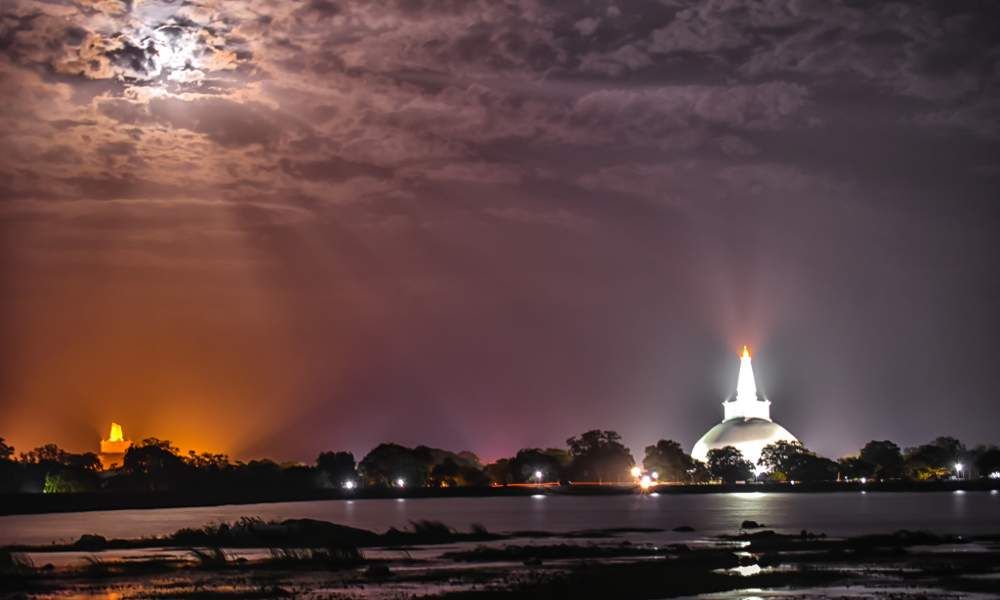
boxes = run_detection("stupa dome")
[691,347,799,466]
[692,417,798,465]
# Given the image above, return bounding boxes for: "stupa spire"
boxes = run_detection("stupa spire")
[735,346,757,405]
[724,345,772,421]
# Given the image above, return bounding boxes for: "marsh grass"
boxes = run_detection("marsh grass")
[0,549,34,568]
[189,547,231,568]
[382,519,501,545]
[80,556,112,578]
[265,546,363,570]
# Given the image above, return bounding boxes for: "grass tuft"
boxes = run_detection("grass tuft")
[189,547,230,568]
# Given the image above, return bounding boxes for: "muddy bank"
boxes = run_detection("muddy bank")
[3,517,1000,599]
[2,517,666,554]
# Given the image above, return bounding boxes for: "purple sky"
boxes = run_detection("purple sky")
[1,0,998,462]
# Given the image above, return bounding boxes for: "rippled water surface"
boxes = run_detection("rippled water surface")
[3,490,999,546]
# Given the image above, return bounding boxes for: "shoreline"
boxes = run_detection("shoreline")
[1,479,996,516]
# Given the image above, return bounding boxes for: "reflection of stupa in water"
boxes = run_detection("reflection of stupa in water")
[691,347,799,465]
[99,422,133,470]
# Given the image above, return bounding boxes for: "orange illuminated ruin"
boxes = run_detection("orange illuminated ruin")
[99,421,133,470]
[107,422,124,443]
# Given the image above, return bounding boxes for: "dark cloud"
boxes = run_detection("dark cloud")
[148,97,282,147]
[279,157,387,182]
[0,0,998,461]
[300,0,341,19]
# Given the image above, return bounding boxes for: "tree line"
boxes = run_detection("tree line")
[1,431,998,494]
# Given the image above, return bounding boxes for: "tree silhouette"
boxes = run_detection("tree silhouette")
[358,443,430,487]
[706,446,754,483]
[642,439,696,482]
[837,456,871,480]
[20,443,69,465]
[566,430,634,482]
[759,441,837,482]
[124,439,187,491]
[316,451,356,487]
[510,448,570,483]
[859,440,903,479]
[484,458,513,485]
[757,440,808,476]
[904,437,966,480]
[974,447,1000,477]
[0,438,14,461]
[12,442,100,493]
[186,451,231,471]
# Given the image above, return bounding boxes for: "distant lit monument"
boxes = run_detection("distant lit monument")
[692,347,799,466]
[99,422,133,470]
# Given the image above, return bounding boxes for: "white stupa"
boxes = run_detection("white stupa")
[691,346,799,466]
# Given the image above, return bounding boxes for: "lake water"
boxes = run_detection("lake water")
[2,490,998,547]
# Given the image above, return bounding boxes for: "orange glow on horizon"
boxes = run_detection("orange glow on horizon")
[741,345,751,359]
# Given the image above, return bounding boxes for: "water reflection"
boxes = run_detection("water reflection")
[3,492,1000,547]
[725,564,762,576]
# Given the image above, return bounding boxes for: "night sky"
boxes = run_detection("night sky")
[1,0,998,463]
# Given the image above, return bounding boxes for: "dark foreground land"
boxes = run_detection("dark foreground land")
[3,517,1000,599]
[2,478,995,516]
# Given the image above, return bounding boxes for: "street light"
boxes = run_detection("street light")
[396,477,406,488]
[955,463,964,479]
[533,470,543,486]
[342,480,356,490]
[651,471,659,481]
[630,466,642,479]
[639,475,652,490]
